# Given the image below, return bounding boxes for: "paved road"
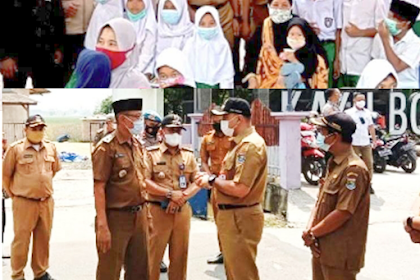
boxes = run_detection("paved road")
[3,162,420,280]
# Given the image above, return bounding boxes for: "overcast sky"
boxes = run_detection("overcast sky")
[30,89,112,117]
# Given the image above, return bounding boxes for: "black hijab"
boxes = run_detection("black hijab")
[286,18,329,82]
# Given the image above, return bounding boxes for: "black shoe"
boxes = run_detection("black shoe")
[160,261,168,273]
[370,185,375,194]
[34,272,55,280]
[207,253,224,264]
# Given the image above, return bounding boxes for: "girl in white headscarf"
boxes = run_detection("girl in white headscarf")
[156,0,194,56]
[183,6,234,88]
[155,47,196,88]
[84,0,124,50]
[96,18,151,88]
[124,0,157,77]
[356,59,399,89]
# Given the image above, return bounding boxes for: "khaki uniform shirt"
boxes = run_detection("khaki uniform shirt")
[145,143,199,202]
[200,130,233,175]
[216,127,268,205]
[3,139,61,198]
[313,150,370,270]
[140,132,161,148]
[93,128,114,147]
[92,131,147,209]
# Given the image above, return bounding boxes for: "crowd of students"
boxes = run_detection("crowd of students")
[1,0,420,89]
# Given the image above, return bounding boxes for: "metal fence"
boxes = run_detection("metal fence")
[267,146,281,177]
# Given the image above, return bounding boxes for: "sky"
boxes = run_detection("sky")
[30,89,112,117]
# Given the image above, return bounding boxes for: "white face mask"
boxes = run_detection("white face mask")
[268,6,293,24]
[165,133,182,147]
[221,118,237,137]
[355,100,366,109]
[286,37,306,50]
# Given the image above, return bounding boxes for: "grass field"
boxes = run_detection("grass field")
[44,116,83,142]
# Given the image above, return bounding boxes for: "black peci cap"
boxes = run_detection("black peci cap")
[311,112,356,136]
[25,114,47,127]
[390,0,420,24]
[220,98,251,117]
[161,114,186,130]
[112,99,143,115]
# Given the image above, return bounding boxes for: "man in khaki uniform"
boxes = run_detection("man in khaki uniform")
[145,114,200,280]
[197,98,268,280]
[200,106,233,264]
[304,112,370,280]
[93,114,116,148]
[92,92,149,280]
[3,115,61,280]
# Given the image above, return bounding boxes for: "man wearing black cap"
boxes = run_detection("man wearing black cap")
[3,115,61,280]
[196,98,268,280]
[144,114,200,280]
[303,112,370,280]
[372,0,420,88]
[92,93,149,280]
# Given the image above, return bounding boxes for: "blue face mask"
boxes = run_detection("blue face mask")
[95,0,109,4]
[316,133,331,152]
[197,26,219,40]
[127,118,144,135]
[161,9,181,25]
[127,8,147,22]
[384,18,402,36]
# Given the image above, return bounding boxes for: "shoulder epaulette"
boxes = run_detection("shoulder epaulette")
[10,140,24,147]
[102,133,115,143]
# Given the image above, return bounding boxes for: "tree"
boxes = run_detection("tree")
[94,95,113,114]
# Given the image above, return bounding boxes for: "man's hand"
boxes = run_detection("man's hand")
[248,77,258,89]
[166,201,180,214]
[96,224,111,254]
[195,173,211,189]
[241,22,252,41]
[0,58,17,79]
[233,18,241,37]
[345,23,362,37]
[310,23,321,35]
[65,2,79,18]
[333,58,340,80]
[54,49,64,64]
[310,243,321,258]
[302,230,315,247]
[409,230,420,243]
[378,20,390,41]
[171,190,186,206]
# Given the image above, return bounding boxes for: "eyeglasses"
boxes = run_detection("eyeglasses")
[359,117,365,125]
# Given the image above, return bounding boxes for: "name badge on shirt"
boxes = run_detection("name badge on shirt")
[23,154,34,158]
[179,175,187,189]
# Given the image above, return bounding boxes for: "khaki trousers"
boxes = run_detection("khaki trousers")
[353,145,373,180]
[11,196,54,280]
[217,204,264,280]
[210,191,222,252]
[312,258,359,280]
[149,203,192,280]
[96,208,150,280]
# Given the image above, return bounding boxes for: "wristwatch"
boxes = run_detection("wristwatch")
[166,189,173,199]
[234,15,242,22]
[208,174,217,186]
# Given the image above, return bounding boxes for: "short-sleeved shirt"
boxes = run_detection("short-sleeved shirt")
[145,142,199,202]
[2,138,61,198]
[92,131,147,209]
[322,101,340,116]
[200,130,233,175]
[313,150,370,270]
[216,127,268,205]
[340,0,386,75]
[371,29,420,88]
[345,107,374,146]
[292,0,343,41]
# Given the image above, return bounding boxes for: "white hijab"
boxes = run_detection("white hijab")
[124,0,157,47]
[155,47,196,88]
[183,6,234,86]
[101,18,151,88]
[84,0,124,50]
[356,59,399,89]
[157,0,194,55]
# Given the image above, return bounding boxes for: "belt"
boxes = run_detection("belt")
[320,40,335,44]
[147,201,162,206]
[191,2,227,10]
[15,195,50,202]
[108,204,144,213]
[218,203,259,210]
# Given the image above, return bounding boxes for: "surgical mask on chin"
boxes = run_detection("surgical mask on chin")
[221,119,235,137]
[127,8,147,22]
[127,118,144,135]
[26,130,45,144]
[161,9,181,25]
[268,6,293,24]
[316,133,331,152]
[355,100,366,109]
[384,18,402,36]
[165,133,182,147]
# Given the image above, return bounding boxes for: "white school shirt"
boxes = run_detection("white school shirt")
[345,107,374,146]
[292,0,343,41]
[340,0,387,76]
[371,29,420,88]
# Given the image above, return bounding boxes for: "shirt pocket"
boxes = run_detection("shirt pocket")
[318,187,339,219]
[44,155,56,172]
[17,157,36,175]
[152,165,170,181]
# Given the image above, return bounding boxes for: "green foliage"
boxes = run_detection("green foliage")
[94,95,113,114]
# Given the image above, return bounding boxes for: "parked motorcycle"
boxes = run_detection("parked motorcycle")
[373,139,392,173]
[301,123,326,185]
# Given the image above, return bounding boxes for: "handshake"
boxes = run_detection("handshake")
[194,172,217,190]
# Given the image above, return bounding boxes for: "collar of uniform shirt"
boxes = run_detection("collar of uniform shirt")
[24,138,45,151]
[160,142,181,154]
[233,126,255,144]
[115,130,133,146]
[332,149,354,165]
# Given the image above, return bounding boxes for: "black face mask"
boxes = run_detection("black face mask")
[146,125,160,136]
[213,122,222,133]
